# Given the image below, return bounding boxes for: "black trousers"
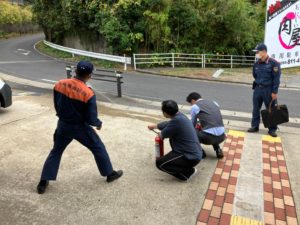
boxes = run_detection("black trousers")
[197,131,225,151]
[156,151,200,181]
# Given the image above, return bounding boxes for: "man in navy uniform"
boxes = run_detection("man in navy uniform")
[37,61,123,194]
[248,43,281,137]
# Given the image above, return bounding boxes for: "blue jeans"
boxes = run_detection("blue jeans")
[40,121,113,180]
[251,86,277,132]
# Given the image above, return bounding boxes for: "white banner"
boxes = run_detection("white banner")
[265,0,300,68]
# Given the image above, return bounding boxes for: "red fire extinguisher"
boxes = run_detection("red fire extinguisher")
[152,130,164,159]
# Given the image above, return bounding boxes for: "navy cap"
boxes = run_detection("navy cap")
[76,61,94,75]
[253,43,267,52]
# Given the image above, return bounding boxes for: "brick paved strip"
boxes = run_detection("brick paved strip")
[262,135,299,225]
[196,130,245,225]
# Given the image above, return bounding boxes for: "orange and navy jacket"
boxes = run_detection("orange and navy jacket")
[53,78,101,127]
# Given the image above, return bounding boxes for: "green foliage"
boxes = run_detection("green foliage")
[32,0,266,55]
[0,1,33,25]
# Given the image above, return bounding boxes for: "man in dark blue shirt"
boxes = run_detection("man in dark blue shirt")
[248,43,281,137]
[148,100,202,181]
[37,61,123,194]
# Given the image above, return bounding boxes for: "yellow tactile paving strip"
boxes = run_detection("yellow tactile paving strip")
[230,215,264,225]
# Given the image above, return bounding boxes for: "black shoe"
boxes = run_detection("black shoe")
[216,148,224,159]
[37,180,49,194]
[107,170,123,183]
[202,149,207,159]
[268,131,277,137]
[248,127,259,133]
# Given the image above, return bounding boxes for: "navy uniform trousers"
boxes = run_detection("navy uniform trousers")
[40,120,113,180]
[251,86,277,133]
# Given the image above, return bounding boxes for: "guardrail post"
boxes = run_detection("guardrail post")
[124,54,127,71]
[230,55,233,69]
[116,71,122,97]
[66,66,72,78]
[133,54,136,70]
[201,54,204,68]
[172,53,175,68]
[203,54,206,68]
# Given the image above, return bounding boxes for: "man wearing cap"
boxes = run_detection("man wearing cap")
[248,43,281,137]
[37,61,123,194]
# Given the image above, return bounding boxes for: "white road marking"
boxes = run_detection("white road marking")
[41,79,57,83]
[16,49,31,55]
[0,60,53,64]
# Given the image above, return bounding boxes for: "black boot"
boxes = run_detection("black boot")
[247,127,259,133]
[37,180,49,194]
[268,131,277,137]
[215,148,224,159]
[107,170,123,183]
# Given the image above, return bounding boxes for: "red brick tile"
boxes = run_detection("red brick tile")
[282,187,292,196]
[263,148,269,154]
[269,143,275,147]
[263,158,270,164]
[211,174,221,183]
[271,161,279,168]
[227,154,234,160]
[269,151,277,157]
[263,169,272,177]
[285,205,297,218]
[225,193,234,204]
[264,183,273,193]
[219,179,228,188]
[236,144,243,149]
[231,164,240,171]
[216,162,225,169]
[280,172,289,180]
[214,195,225,207]
[207,217,219,225]
[274,208,286,221]
[272,174,281,182]
[219,213,231,225]
[228,177,237,185]
[223,165,231,173]
[278,160,286,167]
[198,209,210,222]
[273,188,283,199]
[223,142,231,148]
[206,190,217,200]
[264,201,274,213]
[235,153,242,159]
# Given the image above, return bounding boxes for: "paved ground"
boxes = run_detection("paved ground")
[0,83,299,224]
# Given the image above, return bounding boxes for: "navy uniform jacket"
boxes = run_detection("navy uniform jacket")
[54,78,102,127]
[253,56,281,94]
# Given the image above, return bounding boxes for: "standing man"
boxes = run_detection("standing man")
[248,43,281,137]
[37,61,123,194]
[186,92,225,159]
[148,100,202,182]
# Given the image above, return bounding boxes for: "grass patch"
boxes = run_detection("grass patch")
[35,41,122,69]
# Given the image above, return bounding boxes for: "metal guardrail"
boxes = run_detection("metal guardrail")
[133,53,256,69]
[66,66,124,97]
[44,40,131,71]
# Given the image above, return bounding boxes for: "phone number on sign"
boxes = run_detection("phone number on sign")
[280,58,300,65]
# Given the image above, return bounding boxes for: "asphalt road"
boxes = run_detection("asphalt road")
[0,33,300,117]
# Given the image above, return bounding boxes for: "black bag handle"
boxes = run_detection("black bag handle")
[268,99,280,113]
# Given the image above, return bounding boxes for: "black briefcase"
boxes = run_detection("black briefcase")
[261,100,289,128]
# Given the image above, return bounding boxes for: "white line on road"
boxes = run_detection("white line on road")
[41,79,57,83]
[16,49,31,55]
[0,60,54,64]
